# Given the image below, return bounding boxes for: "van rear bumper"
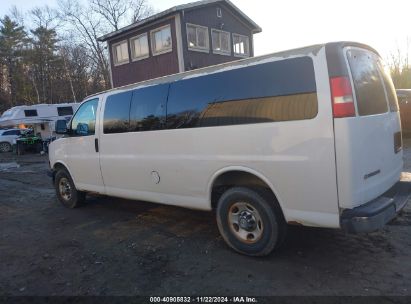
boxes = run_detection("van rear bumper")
[341,180,411,233]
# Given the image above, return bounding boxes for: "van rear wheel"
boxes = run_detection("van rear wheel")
[54,169,86,208]
[216,187,286,256]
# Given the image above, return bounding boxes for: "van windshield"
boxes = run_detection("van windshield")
[347,48,398,115]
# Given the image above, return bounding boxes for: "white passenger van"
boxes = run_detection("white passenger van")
[49,42,410,256]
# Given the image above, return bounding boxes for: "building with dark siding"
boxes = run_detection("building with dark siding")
[98,0,262,88]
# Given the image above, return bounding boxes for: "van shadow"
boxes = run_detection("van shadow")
[80,193,405,264]
[68,193,411,296]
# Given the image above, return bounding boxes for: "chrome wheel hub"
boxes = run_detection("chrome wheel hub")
[238,210,257,231]
[228,202,263,243]
[59,178,72,201]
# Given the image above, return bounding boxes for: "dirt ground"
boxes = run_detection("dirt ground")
[1,141,411,296]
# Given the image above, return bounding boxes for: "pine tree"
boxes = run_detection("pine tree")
[0,16,28,107]
[29,26,59,103]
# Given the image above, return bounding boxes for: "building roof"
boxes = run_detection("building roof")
[97,0,262,42]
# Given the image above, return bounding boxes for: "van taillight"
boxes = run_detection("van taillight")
[330,76,355,118]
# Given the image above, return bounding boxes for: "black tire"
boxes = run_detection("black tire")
[54,169,86,208]
[216,187,287,256]
[0,142,11,153]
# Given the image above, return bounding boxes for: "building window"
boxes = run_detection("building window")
[130,33,149,61]
[186,23,209,52]
[216,7,222,18]
[112,40,129,66]
[151,25,172,55]
[211,29,231,55]
[233,34,250,57]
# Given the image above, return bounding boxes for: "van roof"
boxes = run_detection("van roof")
[85,41,378,101]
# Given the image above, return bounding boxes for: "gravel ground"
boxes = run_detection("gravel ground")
[0,140,411,296]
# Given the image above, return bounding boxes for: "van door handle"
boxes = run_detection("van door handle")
[95,138,99,153]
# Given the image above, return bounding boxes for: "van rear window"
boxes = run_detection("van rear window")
[347,49,389,116]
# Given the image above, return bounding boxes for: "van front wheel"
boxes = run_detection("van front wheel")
[54,169,86,208]
[216,187,286,256]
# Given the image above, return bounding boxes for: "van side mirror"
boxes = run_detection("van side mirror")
[55,120,68,134]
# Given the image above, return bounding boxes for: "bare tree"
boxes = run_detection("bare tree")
[58,0,153,90]
[90,0,153,31]
[388,38,411,89]
[59,46,76,102]
[90,0,128,31]
[31,6,60,30]
[130,0,153,23]
[58,0,110,88]
[9,6,25,26]
[0,0,155,111]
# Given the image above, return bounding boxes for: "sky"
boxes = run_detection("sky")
[1,0,410,61]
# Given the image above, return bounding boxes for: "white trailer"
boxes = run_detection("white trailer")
[0,103,80,139]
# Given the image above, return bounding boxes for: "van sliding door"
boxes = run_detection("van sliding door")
[98,84,168,198]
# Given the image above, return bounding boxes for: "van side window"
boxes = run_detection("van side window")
[104,91,132,134]
[167,57,318,128]
[130,84,168,132]
[71,98,98,136]
[347,49,388,116]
